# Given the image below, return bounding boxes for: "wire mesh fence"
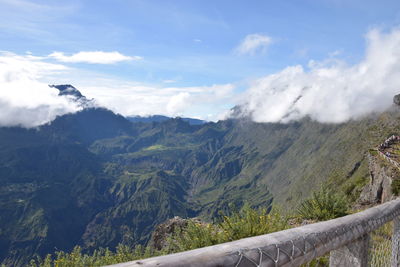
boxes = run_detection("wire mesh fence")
[301,255,329,267]
[113,200,400,267]
[369,221,393,267]
[303,221,396,267]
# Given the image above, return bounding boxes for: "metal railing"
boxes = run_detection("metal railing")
[108,198,400,267]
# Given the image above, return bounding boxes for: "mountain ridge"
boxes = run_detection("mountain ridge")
[2,85,400,266]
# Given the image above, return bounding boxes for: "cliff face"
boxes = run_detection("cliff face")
[358,153,399,207]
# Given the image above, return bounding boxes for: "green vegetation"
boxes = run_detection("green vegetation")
[297,187,348,221]
[3,107,400,266]
[29,246,154,267]
[369,148,378,156]
[392,178,400,196]
[29,205,288,267]
[143,144,167,151]
[369,222,393,266]
[168,204,288,252]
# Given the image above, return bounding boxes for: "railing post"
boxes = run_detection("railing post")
[393,217,400,267]
[329,234,370,267]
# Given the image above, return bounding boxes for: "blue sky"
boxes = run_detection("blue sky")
[1,0,400,124]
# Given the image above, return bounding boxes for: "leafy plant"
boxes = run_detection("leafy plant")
[392,178,400,196]
[297,187,348,221]
[167,204,288,252]
[29,204,288,267]
[218,204,288,241]
[28,245,159,267]
[165,221,224,252]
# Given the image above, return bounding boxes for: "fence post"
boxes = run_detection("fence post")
[329,234,370,267]
[393,217,400,267]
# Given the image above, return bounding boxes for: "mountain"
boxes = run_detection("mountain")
[50,84,85,98]
[127,115,206,125]
[2,85,400,266]
[49,84,94,107]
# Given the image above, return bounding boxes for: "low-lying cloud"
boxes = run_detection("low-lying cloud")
[0,52,82,127]
[79,83,236,120]
[2,27,400,128]
[48,51,141,64]
[0,50,236,127]
[236,28,400,123]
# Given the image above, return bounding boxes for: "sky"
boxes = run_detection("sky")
[1,0,400,127]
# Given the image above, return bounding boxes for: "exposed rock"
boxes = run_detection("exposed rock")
[50,84,84,98]
[394,94,400,106]
[149,216,203,250]
[49,84,95,108]
[356,153,398,208]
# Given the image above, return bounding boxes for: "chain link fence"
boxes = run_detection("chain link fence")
[369,221,393,267]
[109,200,400,267]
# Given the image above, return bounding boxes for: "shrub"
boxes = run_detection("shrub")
[165,220,224,252]
[297,187,348,221]
[218,204,287,241]
[168,204,288,251]
[392,178,400,196]
[29,204,288,267]
[28,245,157,267]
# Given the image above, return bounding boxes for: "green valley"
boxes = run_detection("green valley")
[2,105,400,266]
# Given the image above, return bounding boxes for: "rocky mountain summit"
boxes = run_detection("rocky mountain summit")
[49,84,95,108]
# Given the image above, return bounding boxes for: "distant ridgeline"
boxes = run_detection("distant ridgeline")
[126,115,206,125]
[2,85,400,266]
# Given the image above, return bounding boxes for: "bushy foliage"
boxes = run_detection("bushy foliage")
[29,245,162,267]
[219,204,288,241]
[391,168,400,195]
[392,179,400,196]
[167,204,288,251]
[297,187,348,221]
[29,204,288,267]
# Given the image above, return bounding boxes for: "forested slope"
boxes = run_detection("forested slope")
[2,105,400,266]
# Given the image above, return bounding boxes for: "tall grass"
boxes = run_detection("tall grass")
[167,204,288,252]
[29,204,288,267]
[297,187,348,221]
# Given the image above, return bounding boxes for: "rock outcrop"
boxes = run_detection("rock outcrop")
[394,94,400,106]
[357,153,399,207]
[149,216,204,250]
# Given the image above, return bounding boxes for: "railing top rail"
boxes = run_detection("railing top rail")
[108,198,400,267]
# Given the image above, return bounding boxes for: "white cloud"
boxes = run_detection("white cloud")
[79,83,236,120]
[48,51,141,64]
[0,52,82,127]
[235,28,400,123]
[0,50,236,125]
[167,92,191,114]
[235,34,272,55]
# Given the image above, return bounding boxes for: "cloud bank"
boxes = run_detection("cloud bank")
[79,83,235,120]
[236,34,272,55]
[0,50,235,127]
[236,28,400,123]
[2,27,400,127]
[48,51,141,64]
[0,52,82,127]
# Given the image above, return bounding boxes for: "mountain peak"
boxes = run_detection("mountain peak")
[49,84,94,108]
[49,84,84,98]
